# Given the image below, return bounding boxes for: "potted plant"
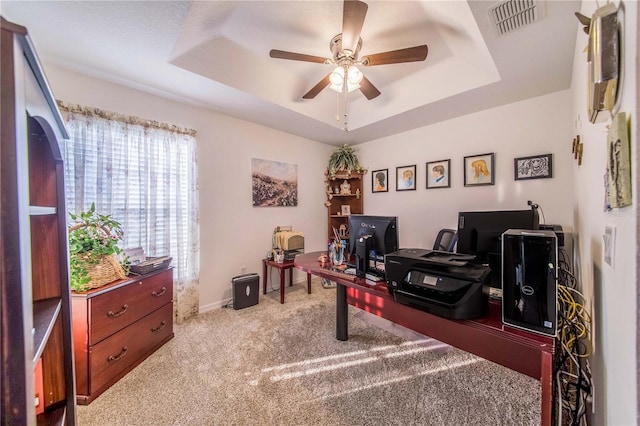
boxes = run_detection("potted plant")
[68,203,129,292]
[327,144,366,178]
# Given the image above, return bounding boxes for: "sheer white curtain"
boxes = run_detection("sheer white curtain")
[59,102,200,323]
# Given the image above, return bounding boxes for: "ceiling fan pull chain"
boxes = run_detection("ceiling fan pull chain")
[335,91,341,123]
[343,84,349,132]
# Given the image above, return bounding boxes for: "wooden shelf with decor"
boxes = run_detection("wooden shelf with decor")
[325,170,366,252]
[2,17,77,425]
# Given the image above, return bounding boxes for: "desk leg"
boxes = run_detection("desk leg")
[306,273,311,294]
[279,269,285,304]
[289,267,293,287]
[336,284,348,341]
[262,261,267,295]
[540,351,553,426]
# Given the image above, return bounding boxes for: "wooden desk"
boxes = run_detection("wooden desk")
[263,258,311,304]
[295,252,554,426]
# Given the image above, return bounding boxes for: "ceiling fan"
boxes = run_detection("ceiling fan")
[269,0,428,101]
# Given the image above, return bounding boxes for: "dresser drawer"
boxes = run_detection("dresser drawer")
[89,269,173,345]
[89,302,173,394]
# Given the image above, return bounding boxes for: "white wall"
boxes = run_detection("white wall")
[357,90,574,249]
[44,65,333,312]
[570,1,638,424]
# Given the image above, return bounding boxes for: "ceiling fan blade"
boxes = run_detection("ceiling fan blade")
[342,0,368,54]
[270,49,328,64]
[359,75,381,100]
[362,45,428,66]
[302,74,332,99]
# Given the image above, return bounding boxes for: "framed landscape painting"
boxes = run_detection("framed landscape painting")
[251,158,298,206]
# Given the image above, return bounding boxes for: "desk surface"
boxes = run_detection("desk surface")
[294,252,554,367]
[295,251,554,426]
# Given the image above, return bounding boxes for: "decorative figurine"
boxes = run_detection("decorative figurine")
[340,180,351,195]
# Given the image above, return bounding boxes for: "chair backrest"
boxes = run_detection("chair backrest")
[433,229,458,252]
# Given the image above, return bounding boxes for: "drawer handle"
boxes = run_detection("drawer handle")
[107,304,129,318]
[107,346,128,362]
[152,287,167,297]
[151,321,167,333]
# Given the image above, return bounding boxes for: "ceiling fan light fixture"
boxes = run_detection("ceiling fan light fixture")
[329,66,345,92]
[330,66,344,85]
[347,65,363,85]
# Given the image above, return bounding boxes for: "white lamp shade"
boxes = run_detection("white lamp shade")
[347,66,363,85]
[330,67,345,86]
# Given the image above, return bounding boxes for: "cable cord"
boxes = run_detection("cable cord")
[554,261,593,426]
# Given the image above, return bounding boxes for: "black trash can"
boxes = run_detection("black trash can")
[231,273,259,310]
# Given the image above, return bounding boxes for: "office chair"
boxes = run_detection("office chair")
[433,229,458,252]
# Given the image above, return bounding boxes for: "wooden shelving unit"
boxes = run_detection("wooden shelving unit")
[1,17,76,425]
[325,170,366,251]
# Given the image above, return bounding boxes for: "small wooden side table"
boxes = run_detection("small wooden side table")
[262,258,311,304]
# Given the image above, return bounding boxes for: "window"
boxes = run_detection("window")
[59,102,199,321]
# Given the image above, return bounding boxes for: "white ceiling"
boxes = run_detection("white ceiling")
[1,1,581,146]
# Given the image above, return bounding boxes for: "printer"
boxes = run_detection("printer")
[385,248,491,320]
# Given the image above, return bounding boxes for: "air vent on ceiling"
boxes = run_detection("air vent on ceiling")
[489,0,541,36]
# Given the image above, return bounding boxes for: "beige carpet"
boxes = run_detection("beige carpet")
[77,278,540,425]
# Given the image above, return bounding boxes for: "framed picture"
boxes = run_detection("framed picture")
[251,158,298,206]
[426,159,451,189]
[464,153,494,186]
[372,169,389,193]
[396,165,416,191]
[341,205,351,216]
[514,154,553,180]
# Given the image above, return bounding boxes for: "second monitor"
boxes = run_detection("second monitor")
[348,215,399,279]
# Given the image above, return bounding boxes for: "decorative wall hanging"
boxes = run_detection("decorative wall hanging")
[252,158,298,207]
[396,165,416,191]
[426,159,451,189]
[605,112,631,209]
[576,3,621,123]
[372,169,388,193]
[514,154,553,180]
[464,153,494,186]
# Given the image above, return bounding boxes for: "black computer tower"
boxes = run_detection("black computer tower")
[232,273,259,310]
[502,229,558,336]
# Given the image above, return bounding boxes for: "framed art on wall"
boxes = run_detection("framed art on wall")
[426,159,451,189]
[251,158,298,206]
[396,165,416,191]
[464,153,494,186]
[514,154,553,180]
[372,169,388,193]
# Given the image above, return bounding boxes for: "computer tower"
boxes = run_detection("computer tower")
[502,229,558,336]
[232,273,259,310]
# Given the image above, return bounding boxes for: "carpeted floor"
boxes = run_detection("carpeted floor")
[77,278,540,425]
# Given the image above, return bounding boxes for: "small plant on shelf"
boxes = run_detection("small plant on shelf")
[68,203,129,292]
[327,144,366,178]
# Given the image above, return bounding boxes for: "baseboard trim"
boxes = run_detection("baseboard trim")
[198,277,309,314]
[199,298,232,314]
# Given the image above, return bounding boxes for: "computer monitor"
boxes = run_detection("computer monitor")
[456,209,539,287]
[348,215,398,278]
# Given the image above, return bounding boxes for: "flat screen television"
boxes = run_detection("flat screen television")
[456,209,539,287]
[348,215,398,278]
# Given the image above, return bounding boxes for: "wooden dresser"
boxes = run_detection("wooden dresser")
[71,268,174,404]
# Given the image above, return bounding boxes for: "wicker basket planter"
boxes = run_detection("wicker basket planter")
[68,203,129,292]
[77,253,128,291]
